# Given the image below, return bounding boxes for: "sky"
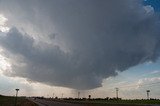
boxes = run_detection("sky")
[0,0,160,99]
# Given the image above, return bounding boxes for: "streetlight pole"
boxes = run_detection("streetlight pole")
[78,92,80,99]
[15,89,19,106]
[115,88,119,99]
[146,90,150,100]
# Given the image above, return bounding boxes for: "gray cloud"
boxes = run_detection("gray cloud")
[0,0,160,90]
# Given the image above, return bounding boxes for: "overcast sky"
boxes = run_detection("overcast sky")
[0,0,160,99]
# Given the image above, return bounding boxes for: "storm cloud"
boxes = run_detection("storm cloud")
[0,0,160,90]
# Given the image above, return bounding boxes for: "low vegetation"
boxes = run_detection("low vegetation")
[62,98,160,105]
[33,96,160,105]
[0,95,37,106]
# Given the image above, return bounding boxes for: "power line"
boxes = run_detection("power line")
[139,81,160,87]
[105,81,160,91]
[117,81,160,89]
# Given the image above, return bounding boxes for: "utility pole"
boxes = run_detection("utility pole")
[61,93,63,98]
[146,90,150,100]
[78,92,80,99]
[115,88,119,99]
[53,93,54,99]
[14,89,19,106]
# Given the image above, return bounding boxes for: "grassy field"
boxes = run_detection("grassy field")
[62,99,160,105]
[0,95,37,106]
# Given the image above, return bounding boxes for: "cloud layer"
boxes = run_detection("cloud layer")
[0,0,160,90]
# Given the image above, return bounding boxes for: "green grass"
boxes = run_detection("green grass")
[0,95,37,106]
[63,99,160,105]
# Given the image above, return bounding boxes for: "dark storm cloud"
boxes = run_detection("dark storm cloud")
[0,0,160,89]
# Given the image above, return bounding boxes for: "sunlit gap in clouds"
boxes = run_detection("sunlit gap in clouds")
[0,14,11,73]
[0,51,11,74]
[0,14,10,33]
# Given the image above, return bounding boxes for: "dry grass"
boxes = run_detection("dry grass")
[0,95,38,106]
[17,99,38,106]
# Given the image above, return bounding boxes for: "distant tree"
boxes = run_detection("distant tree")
[82,98,87,100]
[105,97,109,100]
[88,95,91,99]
